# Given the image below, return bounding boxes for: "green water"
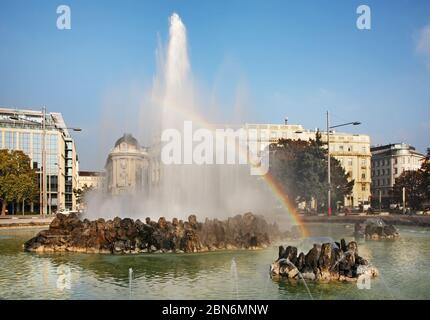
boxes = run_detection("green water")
[0,223,429,299]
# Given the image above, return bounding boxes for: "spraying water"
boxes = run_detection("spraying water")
[230,258,239,299]
[85,13,281,222]
[129,267,133,299]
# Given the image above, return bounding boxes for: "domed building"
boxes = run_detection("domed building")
[105,133,149,195]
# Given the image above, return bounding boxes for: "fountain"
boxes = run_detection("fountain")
[83,12,283,223]
[354,219,400,240]
[23,212,285,254]
[270,239,379,282]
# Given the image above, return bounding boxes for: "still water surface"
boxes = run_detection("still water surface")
[0,223,429,299]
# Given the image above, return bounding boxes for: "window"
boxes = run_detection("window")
[377,169,380,176]
[394,168,398,175]
[361,184,366,191]
[361,172,366,179]
[47,154,58,174]
[394,158,397,164]
[33,133,41,154]
[348,158,353,166]
[382,169,385,175]
[4,131,16,149]
[47,134,58,154]
[50,175,58,192]
[20,132,30,154]
[339,145,344,151]
[361,159,366,166]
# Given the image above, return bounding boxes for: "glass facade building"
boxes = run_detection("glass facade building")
[0,107,79,214]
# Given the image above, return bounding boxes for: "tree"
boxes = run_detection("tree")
[0,150,38,216]
[419,148,430,204]
[268,134,353,212]
[392,170,424,210]
[73,184,94,209]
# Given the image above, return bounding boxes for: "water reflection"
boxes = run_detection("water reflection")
[1,224,430,299]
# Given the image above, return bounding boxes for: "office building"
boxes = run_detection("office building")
[0,107,79,214]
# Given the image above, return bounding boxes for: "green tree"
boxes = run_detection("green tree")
[268,134,353,212]
[73,184,94,208]
[392,170,424,210]
[419,148,430,204]
[0,150,38,216]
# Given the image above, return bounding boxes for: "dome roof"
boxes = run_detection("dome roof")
[114,133,140,148]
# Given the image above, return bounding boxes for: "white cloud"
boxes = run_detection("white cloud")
[416,24,430,69]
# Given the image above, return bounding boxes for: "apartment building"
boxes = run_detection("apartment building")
[371,143,425,206]
[244,122,371,207]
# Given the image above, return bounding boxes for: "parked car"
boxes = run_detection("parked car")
[58,209,80,216]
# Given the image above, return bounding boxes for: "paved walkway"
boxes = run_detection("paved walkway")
[301,214,430,227]
[0,216,54,228]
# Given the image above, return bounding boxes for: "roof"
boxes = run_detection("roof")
[114,133,139,148]
[79,171,105,177]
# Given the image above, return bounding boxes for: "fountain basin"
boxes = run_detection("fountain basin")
[24,212,283,254]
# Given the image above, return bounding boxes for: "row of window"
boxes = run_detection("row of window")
[372,178,392,187]
[331,145,368,153]
[372,156,420,167]
[372,167,411,177]
[0,131,58,155]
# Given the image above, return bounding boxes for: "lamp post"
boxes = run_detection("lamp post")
[9,109,81,218]
[326,111,361,217]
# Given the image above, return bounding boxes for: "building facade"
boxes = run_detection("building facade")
[0,107,79,214]
[244,123,372,207]
[371,143,425,206]
[77,171,106,190]
[105,134,149,195]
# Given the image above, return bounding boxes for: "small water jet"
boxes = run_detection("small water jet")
[129,267,133,300]
[283,258,314,300]
[230,258,239,299]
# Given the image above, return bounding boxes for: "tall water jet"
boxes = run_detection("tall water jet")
[85,12,282,222]
[145,12,279,220]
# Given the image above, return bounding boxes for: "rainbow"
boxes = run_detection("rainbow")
[160,106,309,238]
[262,173,309,238]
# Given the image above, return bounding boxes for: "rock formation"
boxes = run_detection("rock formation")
[354,218,399,240]
[270,239,379,282]
[24,212,283,254]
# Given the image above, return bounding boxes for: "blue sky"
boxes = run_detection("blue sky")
[0,0,429,170]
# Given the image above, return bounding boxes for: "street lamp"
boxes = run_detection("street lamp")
[326,111,361,217]
[9,109,81,218]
